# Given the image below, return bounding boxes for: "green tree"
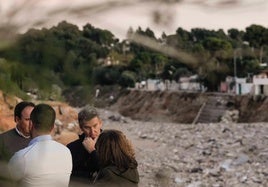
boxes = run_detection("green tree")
[244,24,267,63]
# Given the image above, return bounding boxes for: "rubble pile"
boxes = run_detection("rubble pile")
[100,110,268,187]
[220,109,239,123]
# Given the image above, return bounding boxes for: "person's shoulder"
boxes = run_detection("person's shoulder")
[99,166,120,179]
[0,128,15,135]
[102,166,118,173]
[0,128,16,139]
[53,139,70,148]
[50,141,72,160]
[67,134,84,147]
[96,166,138,187]
[66,138,81,148]
[11,143,32,159]
[54,141,72,153]
[103,166,139,184]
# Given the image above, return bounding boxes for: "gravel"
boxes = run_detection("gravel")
[99,109,268,187]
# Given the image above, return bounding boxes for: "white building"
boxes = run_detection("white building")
[252,71,268,95]
[234,77,253,95]
[221,71,268,96]
[178,75,204,92]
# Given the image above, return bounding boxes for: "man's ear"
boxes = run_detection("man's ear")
[15,116,20,123]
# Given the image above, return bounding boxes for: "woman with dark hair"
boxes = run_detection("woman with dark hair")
[94,129,139,187]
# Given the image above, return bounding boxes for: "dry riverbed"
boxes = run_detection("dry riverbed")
[96,109,268,187]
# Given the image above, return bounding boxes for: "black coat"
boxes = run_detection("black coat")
[67,133,99,183]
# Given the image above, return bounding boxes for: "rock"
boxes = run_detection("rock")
[232,154,250,166]
[220,159,233,171]
[187,181,203,187]
[174,176,183,184]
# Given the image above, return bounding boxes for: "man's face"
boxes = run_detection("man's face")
[81,116,102,140]
[16,106,34,136]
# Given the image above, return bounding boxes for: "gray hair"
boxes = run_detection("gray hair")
[78,105,99,127]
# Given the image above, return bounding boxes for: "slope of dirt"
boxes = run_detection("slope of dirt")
[64,86,259,124]
[108,89,268,123]
[235,95,268,122]
[110,90,203,123]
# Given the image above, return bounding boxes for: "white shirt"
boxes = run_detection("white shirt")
[8,135,72,187]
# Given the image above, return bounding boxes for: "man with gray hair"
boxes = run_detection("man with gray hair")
[67,105,102,184]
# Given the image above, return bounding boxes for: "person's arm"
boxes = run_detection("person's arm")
[82,137,96,153]
[67,142,83,171]
[8,152,25,181]
[83,138,99,172]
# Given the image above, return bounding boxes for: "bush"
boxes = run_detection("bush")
[92,66,120,85]
[118,71,136,87]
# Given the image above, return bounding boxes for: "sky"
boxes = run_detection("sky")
[0,0,268,40]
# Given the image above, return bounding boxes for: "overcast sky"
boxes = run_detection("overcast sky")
[1,0,267,40]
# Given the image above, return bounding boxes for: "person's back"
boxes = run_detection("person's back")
[93,129,139,187]
[8,104,72,187]
[9,136,72,187]
[94,165,139,187]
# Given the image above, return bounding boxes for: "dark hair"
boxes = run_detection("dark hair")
[14,101,35,121]
[30,104,56,132]
[96,129,138,171]
[78,105,99,127]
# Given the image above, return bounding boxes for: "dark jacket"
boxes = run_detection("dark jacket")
[0,128,31,161]
[67,133,99,183]
[94,166,139,187]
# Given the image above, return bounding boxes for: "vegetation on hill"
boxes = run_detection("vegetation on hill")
[0,21,267,103]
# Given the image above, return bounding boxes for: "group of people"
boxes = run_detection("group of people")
[0,101,139,187]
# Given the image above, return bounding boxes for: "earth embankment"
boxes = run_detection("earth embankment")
[108,89,268,123]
